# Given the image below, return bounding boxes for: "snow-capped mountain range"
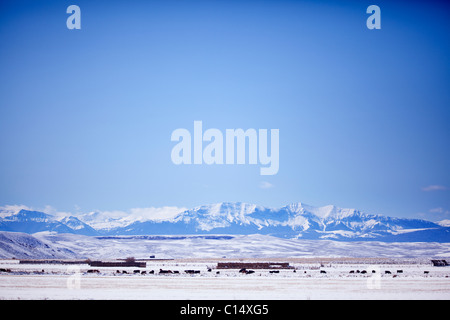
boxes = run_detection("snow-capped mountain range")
[0,202,449,242]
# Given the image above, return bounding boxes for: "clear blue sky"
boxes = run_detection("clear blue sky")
[0,0,449,221]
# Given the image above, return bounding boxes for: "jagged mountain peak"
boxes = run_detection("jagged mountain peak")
[0,209,96,235]
[0,202,448,242]
[285,202,362,220]
[7,209,53,222]
[58,216,95,232]
[190,202,260,214]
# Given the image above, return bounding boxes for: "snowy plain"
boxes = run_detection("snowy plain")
[0,231,449,299]
[0,259,449,300]
[1,231,449,260]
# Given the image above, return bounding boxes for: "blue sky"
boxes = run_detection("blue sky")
[0,0,449,221]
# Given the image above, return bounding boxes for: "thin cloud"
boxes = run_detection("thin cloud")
[0,204,32,218]
[259,181,274,189]
[92,207,187,223]
[422,185,448,192]
[429,207,450,215]
[128,206,187,221]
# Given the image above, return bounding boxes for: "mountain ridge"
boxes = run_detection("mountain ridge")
[0,203,448,242]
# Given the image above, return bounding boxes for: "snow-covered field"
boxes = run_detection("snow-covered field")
[1,231,449,299]
[1,259,449,299]
[1,232,449,260]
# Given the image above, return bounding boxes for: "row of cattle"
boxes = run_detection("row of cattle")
[348,269,429,275]
[88,268,280,275]
[1,267,435,276]
[85,269,204,274]
[88,269,206,275]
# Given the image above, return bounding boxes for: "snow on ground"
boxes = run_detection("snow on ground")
[1,231,449,260]
[2,275,449,300]
[1,231,449,300]
[0,259,449,299]
[24,233,450,260]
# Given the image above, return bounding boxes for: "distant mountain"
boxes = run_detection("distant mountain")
[0,210,96,236]
[57,216,98,236]
[0,203,449,242]
[107,202,448,242]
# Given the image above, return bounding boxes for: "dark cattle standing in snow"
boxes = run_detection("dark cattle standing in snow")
[185,270,200,274]
[217,262,293,269]
[238,268,255,274]
[87,269,100,273]
[159,269,173,274]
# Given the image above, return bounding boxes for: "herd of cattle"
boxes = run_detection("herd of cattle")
[81,267,434,276]
[0,265,444,277]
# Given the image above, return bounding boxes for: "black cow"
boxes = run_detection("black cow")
[159,269,173,274]
[87,269,100,273]
[185,270,200,274]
